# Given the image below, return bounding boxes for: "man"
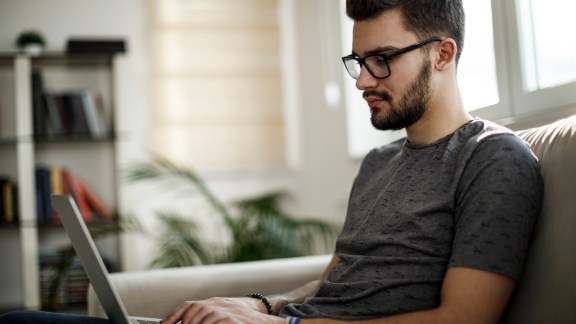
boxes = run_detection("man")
[160,0,542,323]
[0,0,542,323]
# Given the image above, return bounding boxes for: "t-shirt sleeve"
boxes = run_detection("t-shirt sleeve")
[449,134,544,282]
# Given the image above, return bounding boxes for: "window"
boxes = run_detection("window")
[517,0,576,91]
[148,0,286,171]
[458,0,499,111]
[340,0,576,158]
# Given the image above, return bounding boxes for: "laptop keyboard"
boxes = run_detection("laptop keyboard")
[129,319,162,324]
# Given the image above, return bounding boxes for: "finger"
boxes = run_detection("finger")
[182,302,216,324]
[163,301,195,324]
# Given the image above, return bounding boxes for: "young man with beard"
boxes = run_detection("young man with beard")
[0,0,543,323]
[158,1,543,323]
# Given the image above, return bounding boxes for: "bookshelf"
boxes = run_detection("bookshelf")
[0,52,126,312]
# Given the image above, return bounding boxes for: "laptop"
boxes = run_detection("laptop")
[51,194,163,324]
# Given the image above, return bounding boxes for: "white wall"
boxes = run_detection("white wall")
[0,0,365,271]
[0,0,150,158]
[287,0,361,223]
[122,0,363,271]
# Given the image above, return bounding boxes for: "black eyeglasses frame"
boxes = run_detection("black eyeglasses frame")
[342,37,443,80]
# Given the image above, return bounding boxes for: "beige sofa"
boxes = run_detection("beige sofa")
[89,116,576,323]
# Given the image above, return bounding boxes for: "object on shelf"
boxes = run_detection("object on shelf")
[40,252,114,311]
[0,177,18,226]
[35,165,112,225]
[32,70,111,139]
[15,30,46,56]
[66,38,126,55]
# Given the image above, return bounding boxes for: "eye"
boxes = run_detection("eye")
[367,55,388,67]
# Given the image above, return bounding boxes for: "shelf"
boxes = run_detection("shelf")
[0,51,125,311]
[0,52,116,67]
[0,135,119,146]
[34,134,116,144]
[0,224,20,230]
[0,137,18,145]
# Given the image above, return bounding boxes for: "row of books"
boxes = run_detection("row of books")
[0,177,18,226]
[32,70,112,139]
[35,165,112,225]
[39,252,115,310]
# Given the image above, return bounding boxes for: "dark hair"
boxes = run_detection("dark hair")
[346,0,465,63]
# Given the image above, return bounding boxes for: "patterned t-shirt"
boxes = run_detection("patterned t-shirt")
[281,118,544,320]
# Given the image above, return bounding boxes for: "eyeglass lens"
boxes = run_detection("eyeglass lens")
[345,56,390,79]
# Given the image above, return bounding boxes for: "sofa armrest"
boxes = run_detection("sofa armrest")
[88,254,332,319]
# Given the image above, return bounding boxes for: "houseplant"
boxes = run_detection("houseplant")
[15,29,46,56]
[126,154,340,267]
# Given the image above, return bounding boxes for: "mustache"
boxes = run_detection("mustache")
[363,90,392,102]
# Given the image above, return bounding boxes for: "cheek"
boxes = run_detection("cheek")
[386,57,424,94]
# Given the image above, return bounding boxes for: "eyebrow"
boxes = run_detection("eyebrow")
[351,45,399,58]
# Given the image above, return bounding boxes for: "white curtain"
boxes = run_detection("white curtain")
[148,0,286,170]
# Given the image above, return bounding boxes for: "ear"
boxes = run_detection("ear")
[434,38,458,72]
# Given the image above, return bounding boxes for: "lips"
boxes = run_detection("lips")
[365,97,385,109]
[363,91,392,109]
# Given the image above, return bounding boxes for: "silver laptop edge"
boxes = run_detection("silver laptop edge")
[51,194,161,324]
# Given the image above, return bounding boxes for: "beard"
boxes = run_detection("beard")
[365,58,432,131]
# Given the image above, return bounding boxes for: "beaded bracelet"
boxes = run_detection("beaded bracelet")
[245,293,273,315]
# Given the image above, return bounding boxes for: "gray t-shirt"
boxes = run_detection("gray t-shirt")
[281,118,543,320]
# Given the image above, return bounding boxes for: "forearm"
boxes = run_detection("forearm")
[300,267,513,324]
[301,308,448,324]
[268,279,322,315]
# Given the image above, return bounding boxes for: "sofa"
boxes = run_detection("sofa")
[88,115,576,323]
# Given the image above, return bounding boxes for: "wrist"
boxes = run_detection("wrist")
[268,295,292,315]
[245,293,273,315]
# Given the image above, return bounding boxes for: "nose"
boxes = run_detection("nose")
[355,65,378,90]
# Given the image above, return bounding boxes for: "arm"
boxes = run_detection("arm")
[161,254,340,324]
[303,266,515,324]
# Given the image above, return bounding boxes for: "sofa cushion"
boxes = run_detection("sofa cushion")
[503,115,576,324]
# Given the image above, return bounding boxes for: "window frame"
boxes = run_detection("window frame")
[501,0,576,119]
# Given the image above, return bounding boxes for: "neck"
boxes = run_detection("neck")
[405,86,472,145]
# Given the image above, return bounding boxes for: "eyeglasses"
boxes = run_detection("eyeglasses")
[342,37,442,80]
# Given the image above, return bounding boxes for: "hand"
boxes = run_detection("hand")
[161,297,284,324]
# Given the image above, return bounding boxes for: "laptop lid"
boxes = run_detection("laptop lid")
[51,194,131,324]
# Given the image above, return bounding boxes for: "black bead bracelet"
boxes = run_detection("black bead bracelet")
[246,293,273,315]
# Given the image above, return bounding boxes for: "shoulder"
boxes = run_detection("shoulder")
[464,119,537,164]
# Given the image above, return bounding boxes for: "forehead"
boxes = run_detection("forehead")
[351,8,419,56]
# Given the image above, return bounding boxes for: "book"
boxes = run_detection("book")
[32,70,48,137]
[50,166,64,223]
[79,179,112,219]
[79,90,110,138]
[43,91,65,137]
[63,170,93,223]
[35,166,52,224]
[2,179,14,224]
[0,178,17,225]
[60,93,90,136]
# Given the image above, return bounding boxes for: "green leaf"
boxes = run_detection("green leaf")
[125,153,341,268]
